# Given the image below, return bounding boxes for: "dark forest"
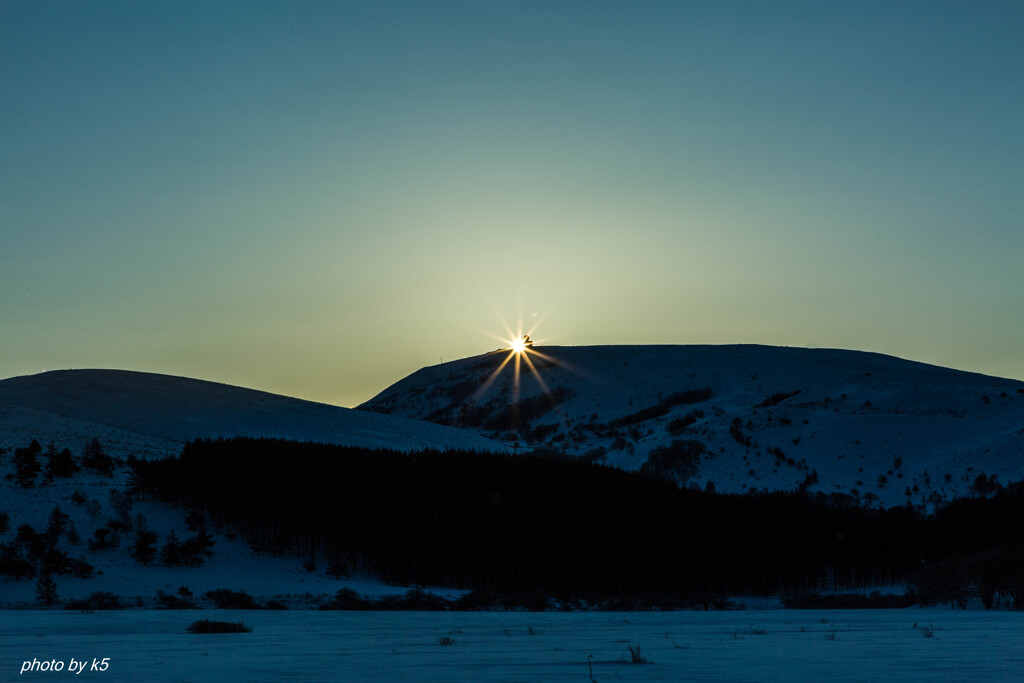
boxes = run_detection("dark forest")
[131,438,1024,609]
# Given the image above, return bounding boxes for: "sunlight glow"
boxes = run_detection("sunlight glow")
[468,315,578,443]
[510,334,532,354]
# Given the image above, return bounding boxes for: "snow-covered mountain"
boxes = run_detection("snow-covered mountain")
[360,344,1024,507]
[0,369,508,457]
[0,369,501,607]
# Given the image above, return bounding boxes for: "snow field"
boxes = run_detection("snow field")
[1,609,1022,682]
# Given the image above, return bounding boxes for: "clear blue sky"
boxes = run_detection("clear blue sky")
[2,1,1022,406]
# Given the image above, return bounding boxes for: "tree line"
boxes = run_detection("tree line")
[129,437,1024,607]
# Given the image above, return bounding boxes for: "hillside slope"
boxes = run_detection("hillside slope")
[0,369,507,456]
[0,369,502,606]
[360,344,1024,506]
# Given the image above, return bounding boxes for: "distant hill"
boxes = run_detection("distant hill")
[0,369,507,457]
[360,344,1024,506]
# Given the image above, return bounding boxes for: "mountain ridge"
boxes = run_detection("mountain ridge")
[0,368,507,455]
[360,344,1024,507]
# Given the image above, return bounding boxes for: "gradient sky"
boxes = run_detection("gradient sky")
[2,1,1022,407]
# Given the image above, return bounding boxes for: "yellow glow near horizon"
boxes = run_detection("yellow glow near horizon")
[511,337,527,354]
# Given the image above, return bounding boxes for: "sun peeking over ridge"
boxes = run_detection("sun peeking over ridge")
[510,334,532,354]
[468,315,577,443]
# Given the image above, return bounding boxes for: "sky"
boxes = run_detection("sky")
[2,1,1022,407]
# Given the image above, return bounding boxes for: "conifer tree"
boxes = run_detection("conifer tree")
[66,521,81,546]
[35,571,57,605]
[45,444,78,479]
[131,515,158,566]
[85,500,102,525]
[81,438,113,475]
[13,441,42,487]
[160,531,183,566]
[45,507,69,545]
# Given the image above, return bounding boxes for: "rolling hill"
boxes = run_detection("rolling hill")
[0,369,507,457]
[360,344,1024,507]
[0,368,504,607]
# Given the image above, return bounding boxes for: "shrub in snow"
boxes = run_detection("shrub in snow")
[320,588,371,610]
[782,591,917,610]
[397,588,450,611]
[204,588,257,610]
[88,528,113,552]
[758,390,802,408]
[187,619,252,634]
[0,542,35,579]
[626,644,648,663]
[65,591,125,611]
[640,440,705,484]
[729,418,753,447]
[667,410,704,436]
[156,589,197,609]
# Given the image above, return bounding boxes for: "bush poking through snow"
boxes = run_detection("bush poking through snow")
[204,588,257,609]
[758,390,802,408]
[640,440,705,484]
[155,589,197,609]
[187,619,252,634]
[626,644,648,663]
[65,592,125,610]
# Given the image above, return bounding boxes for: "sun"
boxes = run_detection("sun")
[465,316,577,443]
[510,334,532,354]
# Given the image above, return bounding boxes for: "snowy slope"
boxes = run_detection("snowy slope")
[0,454,462,608]
[0,369,505,609]
[360,345,1024,507]
[0,369,507,456]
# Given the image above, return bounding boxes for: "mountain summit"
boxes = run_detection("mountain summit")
[360,344,1024,506]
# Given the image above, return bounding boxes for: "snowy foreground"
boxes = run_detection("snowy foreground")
[2,609,1022,682]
